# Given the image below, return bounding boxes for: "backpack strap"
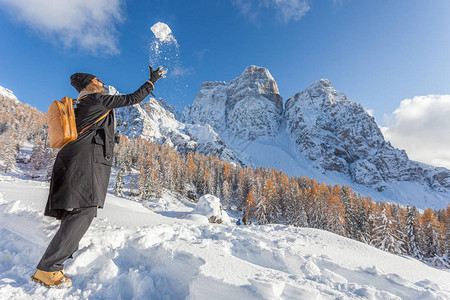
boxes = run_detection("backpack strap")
[79,110,112,135]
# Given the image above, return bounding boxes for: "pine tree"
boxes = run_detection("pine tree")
[138,167,146,197]
[404,206,422,258]
[421,208,444,258]
[371,205,405,254]
[221,180,231,209]
[234,175,246,210]
[0,130,18,172]
[291,185,308,227]
[141,173,153,201]
[262,179,278,223]
[244,191,256,222]
[254,194,269,225]
[307,185,326,229]
[341,186,357,238]
[113,169,124,197]
[325,186,345,236]
[150,162,163,198]
[30,136,45,171]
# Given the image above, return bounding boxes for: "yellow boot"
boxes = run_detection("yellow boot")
[31,269,72,288]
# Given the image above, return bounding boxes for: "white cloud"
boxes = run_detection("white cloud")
[381,95,450,169]
[0,0,125,55]
[232,0,310,23]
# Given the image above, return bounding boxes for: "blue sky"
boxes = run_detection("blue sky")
[1,0,450,167]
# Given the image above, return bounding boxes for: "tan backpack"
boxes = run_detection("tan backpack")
[47,97,110,149]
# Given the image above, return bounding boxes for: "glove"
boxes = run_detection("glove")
[149,66,168,84]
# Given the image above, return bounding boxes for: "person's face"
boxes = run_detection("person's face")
[93,77,104,87]
[92,77,107,94]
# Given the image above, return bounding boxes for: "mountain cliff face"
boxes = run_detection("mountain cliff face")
[107,86,240,163]
[182,66,283,140]
[284,79,448,192]
[181,67,449,203]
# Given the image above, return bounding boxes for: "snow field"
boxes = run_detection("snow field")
[0,179,449,299]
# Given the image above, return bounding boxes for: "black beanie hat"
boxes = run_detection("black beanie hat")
[70,73,95,93]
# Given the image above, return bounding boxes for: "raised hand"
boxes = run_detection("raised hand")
[149,66,168,83]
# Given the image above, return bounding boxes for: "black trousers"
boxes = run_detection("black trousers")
[37,207,97,272]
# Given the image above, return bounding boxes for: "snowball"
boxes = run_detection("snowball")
[151,22,176,43]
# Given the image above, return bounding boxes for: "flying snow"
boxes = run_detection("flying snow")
[148,22,189,110]
[149,22,179,62]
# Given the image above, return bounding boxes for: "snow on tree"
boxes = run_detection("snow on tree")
[254,194,269,225]
[141,173,153,201]
[0,129,18,172]
[244,190,256,221]
[263,178,279,223]
[341,186,357,237]
[421,208,444,258]
[404,206,422,259]
[114,169,125,197]
[289,183,308,228]
[370,205,405,255]
[30,136,46,171]
[234,177,246,210]
[306,186,326,229]
[325,185,345,236]
[221,180,231,209]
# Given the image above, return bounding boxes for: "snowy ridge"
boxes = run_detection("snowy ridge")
[0,178,449,299]
[0,85,19,103]
[107,86,241,163]
[155,97,180,120]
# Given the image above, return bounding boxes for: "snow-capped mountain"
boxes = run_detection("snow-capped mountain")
[284,79,449,193]
[181,66,450,208]
[155,97,180,120]
[107,86,241,163]
[182,66,283,140]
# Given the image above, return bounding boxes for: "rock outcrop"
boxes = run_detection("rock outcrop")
[182,66,283,140]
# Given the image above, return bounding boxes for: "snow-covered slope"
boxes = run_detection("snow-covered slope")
[0,177,449,299]
[181,67,450,209]
[107,86,241,163]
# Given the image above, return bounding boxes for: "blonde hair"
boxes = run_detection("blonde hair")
[84,81,107,94]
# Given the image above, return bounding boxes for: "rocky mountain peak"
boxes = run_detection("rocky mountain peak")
[229,65,283,111]
[291,79,351,107]
[182,66,283,140]
[284,79,448,192]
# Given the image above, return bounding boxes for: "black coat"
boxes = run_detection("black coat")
[45,81,154,219]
